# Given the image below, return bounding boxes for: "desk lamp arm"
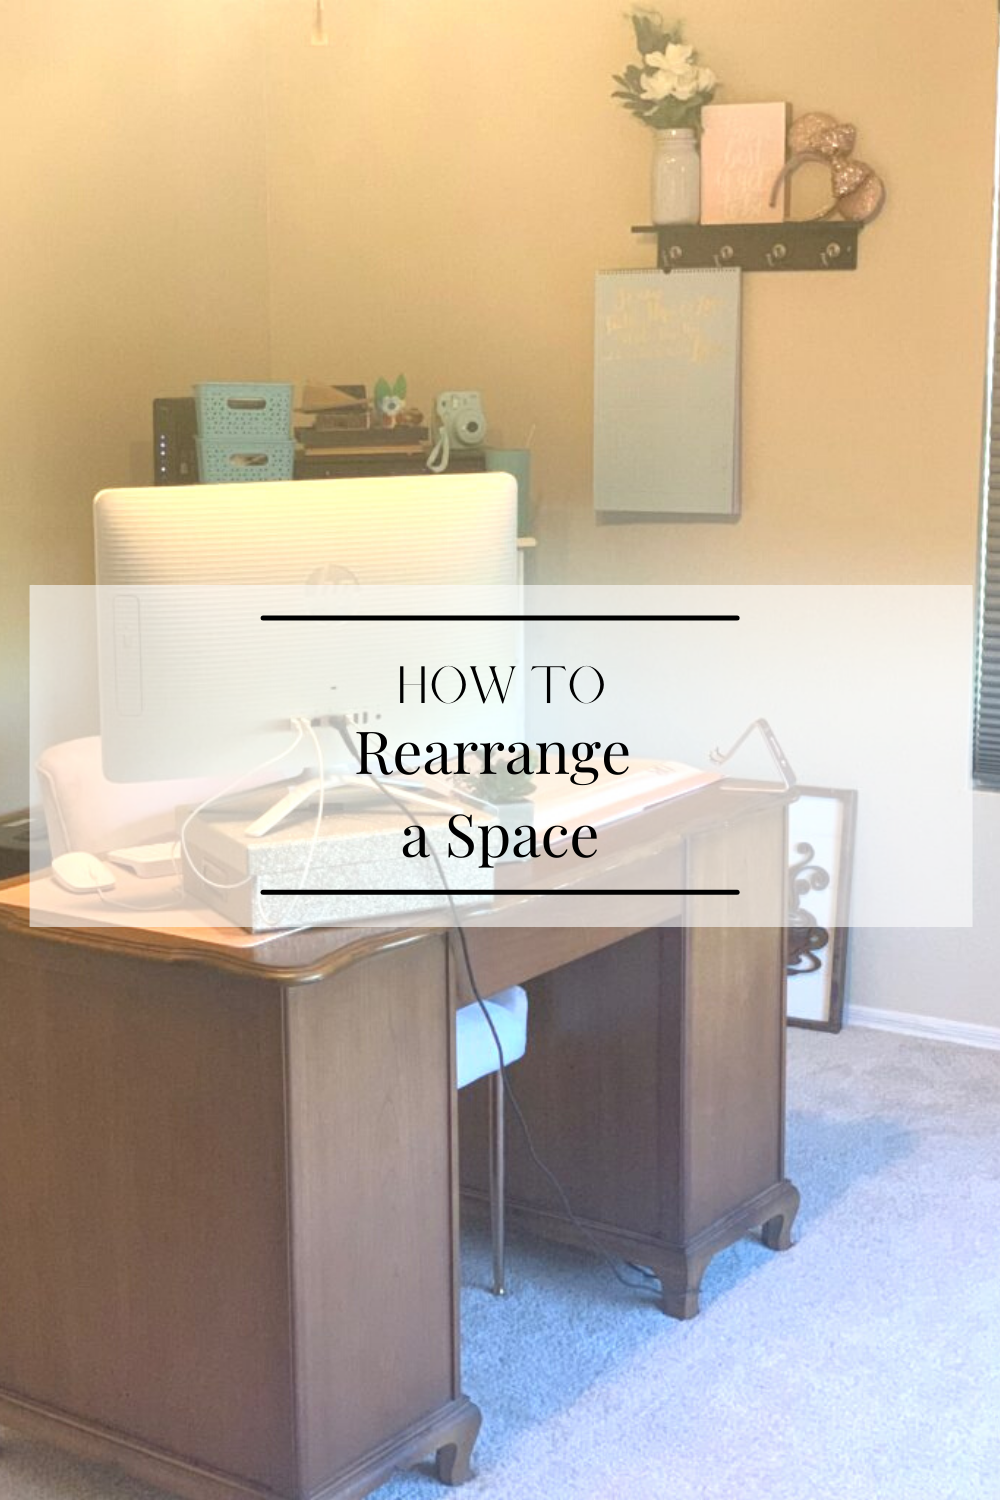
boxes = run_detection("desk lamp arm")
[709,718,798,791]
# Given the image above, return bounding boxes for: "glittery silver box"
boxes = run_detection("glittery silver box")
[180,802,491,932]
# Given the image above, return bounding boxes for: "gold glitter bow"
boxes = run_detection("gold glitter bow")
[769,112,886,225]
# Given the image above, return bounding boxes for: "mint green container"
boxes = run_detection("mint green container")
[195,437,296,483]
[194,382,293,441]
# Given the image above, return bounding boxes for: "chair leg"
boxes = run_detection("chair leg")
[487,1071,506,1296]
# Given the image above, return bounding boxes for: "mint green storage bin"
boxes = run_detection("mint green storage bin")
[195,438,296,483]
[194,382,293,440]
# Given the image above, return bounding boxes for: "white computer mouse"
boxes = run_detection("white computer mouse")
[51,851,118,895]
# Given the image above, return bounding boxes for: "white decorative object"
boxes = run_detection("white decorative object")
[651,129,700,225]
[613,14,717,133]
[699,103,790,224]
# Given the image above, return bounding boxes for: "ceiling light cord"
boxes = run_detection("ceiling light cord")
[311,0,329,47]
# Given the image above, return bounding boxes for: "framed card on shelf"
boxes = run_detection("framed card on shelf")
[699,102,790,224]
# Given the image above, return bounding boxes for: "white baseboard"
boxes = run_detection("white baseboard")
[846,1004,1000,1052]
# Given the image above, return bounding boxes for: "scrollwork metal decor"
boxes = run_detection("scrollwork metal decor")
[786,789,857,1032]
[788,839,831,976]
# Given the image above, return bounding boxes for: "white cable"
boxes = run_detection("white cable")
[261,718,328,929]
[97,886,186,913]
[178,718,310,891]
[426,423,450,473]
[298,718,327,893]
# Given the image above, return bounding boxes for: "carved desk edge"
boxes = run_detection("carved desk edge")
[0,781,793,987]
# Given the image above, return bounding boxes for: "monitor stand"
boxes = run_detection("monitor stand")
[241,772,493,840]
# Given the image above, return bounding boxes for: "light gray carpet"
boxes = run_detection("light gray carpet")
[2,1027,998,1500]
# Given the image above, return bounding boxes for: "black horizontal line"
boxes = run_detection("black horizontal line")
[260,888,740,897]
[260,615,740,623]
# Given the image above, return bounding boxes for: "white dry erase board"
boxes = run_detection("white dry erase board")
[593,267,741,519]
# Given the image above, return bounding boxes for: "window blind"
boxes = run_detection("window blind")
[974,73,1000,790]
[975,444,1000,787]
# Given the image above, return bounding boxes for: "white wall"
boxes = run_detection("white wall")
[849,794,1000,1032]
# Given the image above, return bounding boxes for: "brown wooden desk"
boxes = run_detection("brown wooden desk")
[0,786,798,1500]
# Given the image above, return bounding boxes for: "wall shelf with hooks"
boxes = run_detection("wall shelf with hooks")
[632,221,861,273]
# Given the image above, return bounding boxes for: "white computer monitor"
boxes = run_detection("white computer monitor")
[93,473,520,782]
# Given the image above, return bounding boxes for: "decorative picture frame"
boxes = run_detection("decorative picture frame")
[699,101,791,224]
[785,786,857,1032]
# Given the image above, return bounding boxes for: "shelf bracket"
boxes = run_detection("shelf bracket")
[632,221,861,273]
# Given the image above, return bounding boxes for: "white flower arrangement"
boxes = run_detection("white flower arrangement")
[613,11,717,131]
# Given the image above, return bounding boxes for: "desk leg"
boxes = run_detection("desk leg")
[652,1180,802,1320]
[647,912,802,1320]
[436,1404,483,1485]
[761,1186,801,1252]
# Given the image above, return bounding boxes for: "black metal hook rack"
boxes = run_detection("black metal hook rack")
[632,220,862,273]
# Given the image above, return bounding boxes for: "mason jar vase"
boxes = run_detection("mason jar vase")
[651,128,700,226]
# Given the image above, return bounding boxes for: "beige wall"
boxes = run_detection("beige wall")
[259,0,1000,1033]
[256,0,1000,1032]
[261,0,995,587]
[1,0,272,809]
[4,1,998,1028]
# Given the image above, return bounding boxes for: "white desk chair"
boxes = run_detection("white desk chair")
[456,986,528,1296]
[35,736,529,1296]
